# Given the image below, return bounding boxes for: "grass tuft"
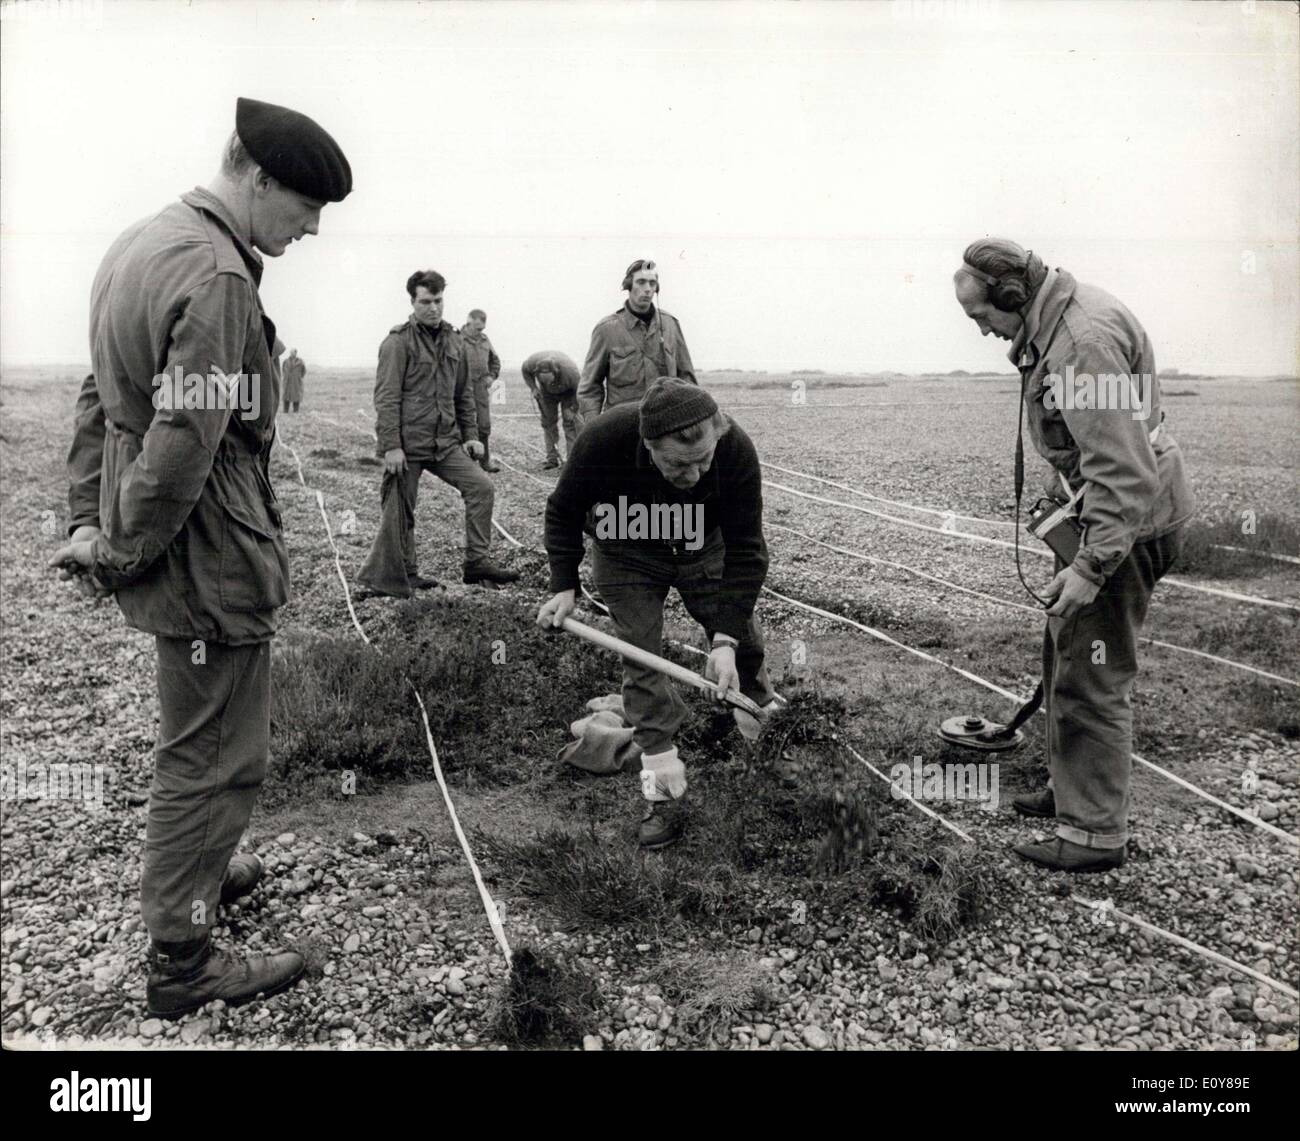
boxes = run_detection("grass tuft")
[491,948,604,1047]
[650,950,776,1045]
[866,823,990,943]
[1175,513,1300,577]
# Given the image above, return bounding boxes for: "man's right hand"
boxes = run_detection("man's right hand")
[536,589,576,630]
[383,447,407,475]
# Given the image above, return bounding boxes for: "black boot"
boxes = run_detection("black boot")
[146,937,305,1019]
[1012,788,1056,818]
[638,799,687,849]
[463,559,520,586]
[219,853,263,905]
[1012,837,1125,873]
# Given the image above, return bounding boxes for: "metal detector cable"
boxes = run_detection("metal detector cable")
[1013,344,1053,607]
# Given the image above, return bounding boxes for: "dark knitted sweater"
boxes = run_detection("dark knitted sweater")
[543,404,768,639]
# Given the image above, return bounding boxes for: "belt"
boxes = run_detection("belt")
[595,530,724,560]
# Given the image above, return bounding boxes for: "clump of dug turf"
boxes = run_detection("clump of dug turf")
[491,948,603,1047]
[866,821,990,943]
[749,690,882,871]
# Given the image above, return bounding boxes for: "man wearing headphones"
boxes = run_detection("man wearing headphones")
[577,259,697,419]
[954,238,1195,872]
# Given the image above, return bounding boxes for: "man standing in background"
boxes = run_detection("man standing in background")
[282,347,306,412]
[521,349,582,469]
[356,271,519,596]
[578,258,697,418]
[461,308,502,473]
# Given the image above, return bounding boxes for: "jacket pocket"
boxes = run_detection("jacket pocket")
[608,346,641,388]
[217,487,290,613]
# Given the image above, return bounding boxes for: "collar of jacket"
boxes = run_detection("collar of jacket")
[180,187,264,286]
[621,302,657,329]
[1006,267,1075,369]
[405,316,454,342]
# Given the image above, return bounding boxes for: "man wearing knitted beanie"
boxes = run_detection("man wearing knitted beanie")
[538,378,782,848]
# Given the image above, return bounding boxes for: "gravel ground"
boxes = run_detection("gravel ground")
[2,367,1296,1051]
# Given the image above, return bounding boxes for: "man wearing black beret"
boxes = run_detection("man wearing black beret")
[537,378,781,849]
[577,259,697,419]
[52,97,351,1017]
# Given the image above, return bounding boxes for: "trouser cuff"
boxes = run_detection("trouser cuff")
[1057,823,1127,850]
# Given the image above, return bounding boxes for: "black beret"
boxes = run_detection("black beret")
[235,97,352,203]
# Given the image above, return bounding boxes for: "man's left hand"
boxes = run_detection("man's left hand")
[464,440,485,460]
[48,530,112,601]
[704,644,740,702]
[1042,565,1100,618]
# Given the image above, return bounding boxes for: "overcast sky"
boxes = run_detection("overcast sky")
[2,0,1297,375]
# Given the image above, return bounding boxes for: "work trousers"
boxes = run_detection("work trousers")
[357,449,495,596]
[473,375,494,435]
[591,538,774,756]
[1043,527,1184,848]
[143,636,270,944]
[535,389,580,463]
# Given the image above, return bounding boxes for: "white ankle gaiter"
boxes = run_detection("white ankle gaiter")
[639,747,687,802]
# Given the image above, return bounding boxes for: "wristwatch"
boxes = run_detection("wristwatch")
[711,633,739,650]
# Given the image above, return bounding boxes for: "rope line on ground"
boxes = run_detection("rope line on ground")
[761,580,1300,849]
[277,426,512,963]
[765,521,1299,688]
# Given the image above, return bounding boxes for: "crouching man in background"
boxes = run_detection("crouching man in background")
[537,378,781,849]
[954,238,1195,872]
[521,350,582,469]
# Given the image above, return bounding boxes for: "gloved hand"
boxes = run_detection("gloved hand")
[640,747,687,802]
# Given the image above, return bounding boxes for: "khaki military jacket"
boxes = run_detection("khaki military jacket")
[68,187,287,645]
[373,318,478,460]
[1012,268,1196,584]
[577,304,697,418]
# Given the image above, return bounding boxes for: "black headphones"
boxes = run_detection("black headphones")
[963,249,1034,312]
[622,258,660,293]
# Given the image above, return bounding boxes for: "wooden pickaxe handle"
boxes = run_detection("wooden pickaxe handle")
[560,616,765,719]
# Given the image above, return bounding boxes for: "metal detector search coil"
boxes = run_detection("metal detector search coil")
[937,714,1025,753]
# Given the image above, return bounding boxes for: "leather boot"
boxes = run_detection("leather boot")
[146,938,305,1019]
[463,560,520,586]
[1012,788,1056,818]
[1012,836,1125,873]
[218,853,263,905]
[638,799,687,850]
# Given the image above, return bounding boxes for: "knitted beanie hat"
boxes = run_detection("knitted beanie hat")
[639,378,718,441]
